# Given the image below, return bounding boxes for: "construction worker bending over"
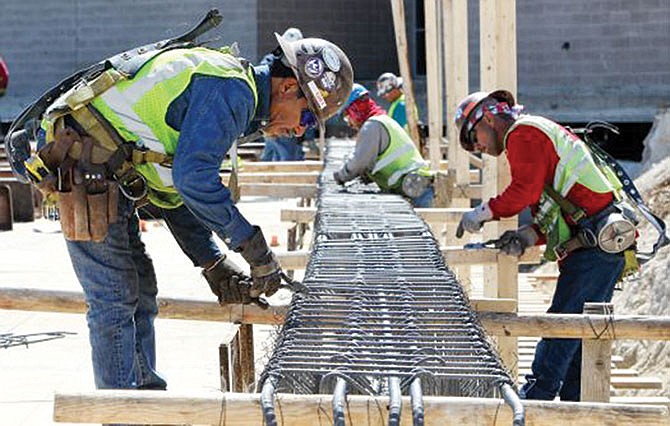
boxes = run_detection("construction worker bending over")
[334,83,434,208]
[454,90,640,401]
[6,14,352,392]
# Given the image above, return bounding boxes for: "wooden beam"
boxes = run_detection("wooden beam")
[240,183,316,198]
[54,390,670,425]
[424,0,444,169]
[238,161,323,173]
[0,287,516,324]
[478,312,670,340]
[390,0,421,147]
[223,172,319,185]
[0,287,286,325]
[581,303,613,402]
[281,207,472,225]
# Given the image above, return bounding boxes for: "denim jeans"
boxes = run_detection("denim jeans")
[159,204,222,267]
[66,197,223,391]
[410,185,434,208]
[261,136,304,161]
[67,195,166,390]
[520,247,624,401]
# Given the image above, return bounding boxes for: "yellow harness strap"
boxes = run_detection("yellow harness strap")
[65,69,125,111]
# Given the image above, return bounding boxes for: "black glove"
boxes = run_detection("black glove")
[240,226,282,298]
[496,226,539,256]
[202,256,264,307]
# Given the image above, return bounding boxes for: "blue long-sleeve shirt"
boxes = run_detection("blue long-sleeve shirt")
[167,64,272,250]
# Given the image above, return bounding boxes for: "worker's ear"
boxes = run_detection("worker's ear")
[279,78,300,96]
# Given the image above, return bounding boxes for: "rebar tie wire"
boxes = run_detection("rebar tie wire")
[259,140,522,425]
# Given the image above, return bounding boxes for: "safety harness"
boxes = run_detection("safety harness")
[548,122,669,276]
[8,9,223,201]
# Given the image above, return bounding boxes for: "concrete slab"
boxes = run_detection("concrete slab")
[0,195,305,425]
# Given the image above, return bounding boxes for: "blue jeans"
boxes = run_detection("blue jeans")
[160,204,222,267]
[67,197,222,391]
[261,136,304,161]
[410,186,434,208]
[520,247,625,401]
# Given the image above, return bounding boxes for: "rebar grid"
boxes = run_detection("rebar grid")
[259,140,522,425]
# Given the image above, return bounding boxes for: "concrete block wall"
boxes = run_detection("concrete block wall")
[460,0,670,122]
[0,0,667,124]
[257,0,398,80]
[0,0,257,121]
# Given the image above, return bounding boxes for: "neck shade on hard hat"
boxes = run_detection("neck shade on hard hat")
[275,33,353,126]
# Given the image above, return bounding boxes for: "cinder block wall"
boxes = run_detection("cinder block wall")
[0,1,257,121]
[465,0,670,122]
[1,0,668,124]
[256,0,398,80]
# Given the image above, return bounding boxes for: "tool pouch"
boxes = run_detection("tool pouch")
[57,174,118,243]
[52,127,119,242]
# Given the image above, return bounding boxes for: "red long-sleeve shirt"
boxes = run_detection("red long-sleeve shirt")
[488,123,613,242]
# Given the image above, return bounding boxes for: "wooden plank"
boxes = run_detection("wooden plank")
[610,396,670,406]
[479,0,518,376]
[0,287,287,325]
[390,0,421,147]
[478,312,670,340]
[240,183,316,198]
[238,161,323,173]
[53,390,670,425]
[0,287,520,323]
[424,0,444,169]
[611,377,664,390]
[222,172,319,185]
[219,343,230,392]
[581,303,613,402]
[281,206,471,225]
[238,324,255,392]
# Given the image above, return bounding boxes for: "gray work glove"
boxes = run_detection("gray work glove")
[456,202,494,238]
[202,256,255,305]
[333,170,346,185]
[496,225,539,257]
[240,226,282,298]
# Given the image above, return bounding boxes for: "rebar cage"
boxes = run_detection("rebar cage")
[258,139,521,425]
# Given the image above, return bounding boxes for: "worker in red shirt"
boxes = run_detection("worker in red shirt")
[454,90,631,401]
[0,55,8,97]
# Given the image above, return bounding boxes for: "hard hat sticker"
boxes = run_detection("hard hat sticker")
[307,80,327,110]
[304,57,324,79]
[322,47,341,72]
[321,71,336,91]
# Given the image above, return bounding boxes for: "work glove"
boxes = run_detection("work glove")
[333,170,346,185]
[456,203,493,238]
[202,256,255,305]
[496,225,539,257]
[240,226,282,298]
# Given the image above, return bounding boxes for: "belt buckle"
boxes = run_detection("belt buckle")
[553,245,569,261]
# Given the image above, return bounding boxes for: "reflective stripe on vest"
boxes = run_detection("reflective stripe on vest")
[368,115,429,190]
[91,47,258,208]
[504,115,621,260]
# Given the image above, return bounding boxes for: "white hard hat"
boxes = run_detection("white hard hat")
[282,27,303,42]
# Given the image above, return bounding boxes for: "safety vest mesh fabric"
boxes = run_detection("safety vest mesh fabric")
[505,115,622,261]
[368,115,430,191]
[91,47,258,208]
